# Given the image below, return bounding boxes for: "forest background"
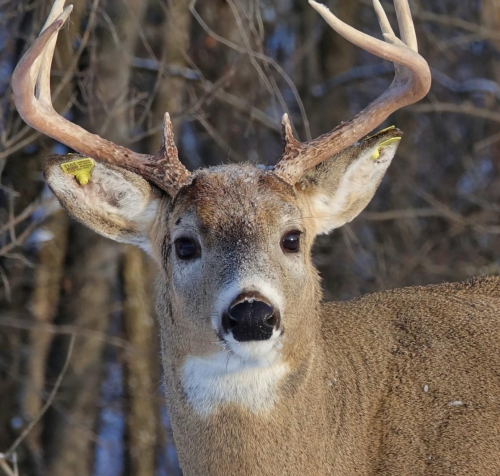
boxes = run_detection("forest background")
[0,0,499,474]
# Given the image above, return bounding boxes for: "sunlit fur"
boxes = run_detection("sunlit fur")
[45,132,500,475]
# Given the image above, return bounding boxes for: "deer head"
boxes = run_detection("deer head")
[12,0,430,391]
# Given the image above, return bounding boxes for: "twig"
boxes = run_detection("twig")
[0,458,15,476]
[431,70,500,99]
[225,0,274,97]
[473,131,500,153]
[311,63,393,97]
[189,0,311,140]
[0,200,41,236]
[419,192,500,235]
[131,56,200,80]
[410,102,500,123]
[363,203,500,235]
[312,63,500,100]
[362,208,446,221]
[0,131,41,162]
[129,57,281,133]
[3,334,76,460]
[210,86,281,132]
[0,317,133,351]
[192,113,245,163]
[0,265,11,302]
[0,218,41,258]
[359,0,500,42]
[11,455,17,476]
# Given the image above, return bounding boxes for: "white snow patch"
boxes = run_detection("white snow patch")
[28,228,55,244]
[328,370,339,387]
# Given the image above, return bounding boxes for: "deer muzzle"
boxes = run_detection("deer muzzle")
[222,292,281,342]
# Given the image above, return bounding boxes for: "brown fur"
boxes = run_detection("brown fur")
[162,272,500,475]
[44,133,500,475]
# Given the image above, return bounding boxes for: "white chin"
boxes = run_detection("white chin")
[224,330,282,365]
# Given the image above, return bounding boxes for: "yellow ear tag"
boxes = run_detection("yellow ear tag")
[60,158,95,185]
[371,137,402,160]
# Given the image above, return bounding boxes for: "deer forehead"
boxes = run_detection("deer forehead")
[169,165,300,239]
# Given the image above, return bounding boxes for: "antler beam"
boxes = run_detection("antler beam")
[11,0,190,195]
[274,0,431,185]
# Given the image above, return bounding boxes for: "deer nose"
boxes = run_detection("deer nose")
[222,298,279,342]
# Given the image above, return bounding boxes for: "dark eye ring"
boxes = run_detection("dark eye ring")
[175,237,199,260]
[281,231,301,253]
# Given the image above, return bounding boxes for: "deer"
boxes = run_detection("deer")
[11,0,500,474]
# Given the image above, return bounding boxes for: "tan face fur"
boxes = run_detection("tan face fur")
[44,128,401,417]
[146,166,323,415]
[158,167,318,362]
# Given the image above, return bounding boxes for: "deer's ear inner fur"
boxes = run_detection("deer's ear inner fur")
[44,154,163,253]
[297,128,402,236]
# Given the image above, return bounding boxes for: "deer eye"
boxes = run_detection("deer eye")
[281,231,301,253]
[175,238,199,260]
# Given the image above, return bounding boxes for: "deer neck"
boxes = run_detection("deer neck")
[158,297,391,475]
[158,296,355,475]
[162,332,330,474]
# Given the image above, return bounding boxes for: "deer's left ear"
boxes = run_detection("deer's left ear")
[297,128,402,236]
[44,154,164,253]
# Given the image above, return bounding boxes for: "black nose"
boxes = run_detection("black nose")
[222,298,279,342]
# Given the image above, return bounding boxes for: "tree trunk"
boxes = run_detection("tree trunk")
[150,0,193,149]
[45,228,120,476]
[122,247,157,476]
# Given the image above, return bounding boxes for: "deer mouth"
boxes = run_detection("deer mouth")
[220,327,284,363]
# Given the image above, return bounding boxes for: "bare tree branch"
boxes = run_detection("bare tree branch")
[3,334,75,461]
[410,102,500,123]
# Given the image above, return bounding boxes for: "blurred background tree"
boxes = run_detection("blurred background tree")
[0,0,499,474]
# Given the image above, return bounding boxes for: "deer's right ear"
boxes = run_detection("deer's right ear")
[44,155,164,252]
[296,128,402,236]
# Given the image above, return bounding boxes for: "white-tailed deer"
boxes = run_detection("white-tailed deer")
[12,0,500,474]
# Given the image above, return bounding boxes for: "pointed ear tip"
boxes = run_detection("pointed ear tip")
[386,127,403,140]
[379,136,402,149]
[366,126,403,142]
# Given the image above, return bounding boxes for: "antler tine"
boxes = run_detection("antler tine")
[37,0,68,106]
[394,0,418,52]
[154,113,193,188]
[373,0,396,40]
[11,0,190,195]
[274,0,431,185]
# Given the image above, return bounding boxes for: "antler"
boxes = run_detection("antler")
[274,0,431,185]
[11,0,190,195]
